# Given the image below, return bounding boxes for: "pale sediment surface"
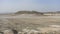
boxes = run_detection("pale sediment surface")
[0,14,60,32]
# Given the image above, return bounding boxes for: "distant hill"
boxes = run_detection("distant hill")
[15,11,43,15]
[44,11,60,14]
[56,11,60,13]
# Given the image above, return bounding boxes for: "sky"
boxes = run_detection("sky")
[0,0,60,13]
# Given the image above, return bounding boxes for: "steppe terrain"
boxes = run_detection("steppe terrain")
[0,14,60,34]
[0,11,60,34]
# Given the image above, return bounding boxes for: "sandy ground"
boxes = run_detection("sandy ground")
[0,14,60,32]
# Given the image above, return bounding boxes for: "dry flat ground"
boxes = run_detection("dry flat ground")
[0,14,60,32]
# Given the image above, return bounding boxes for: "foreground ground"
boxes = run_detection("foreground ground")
[0,14,60,34]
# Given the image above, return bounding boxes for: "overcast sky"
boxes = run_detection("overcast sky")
[0,0,60,13]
